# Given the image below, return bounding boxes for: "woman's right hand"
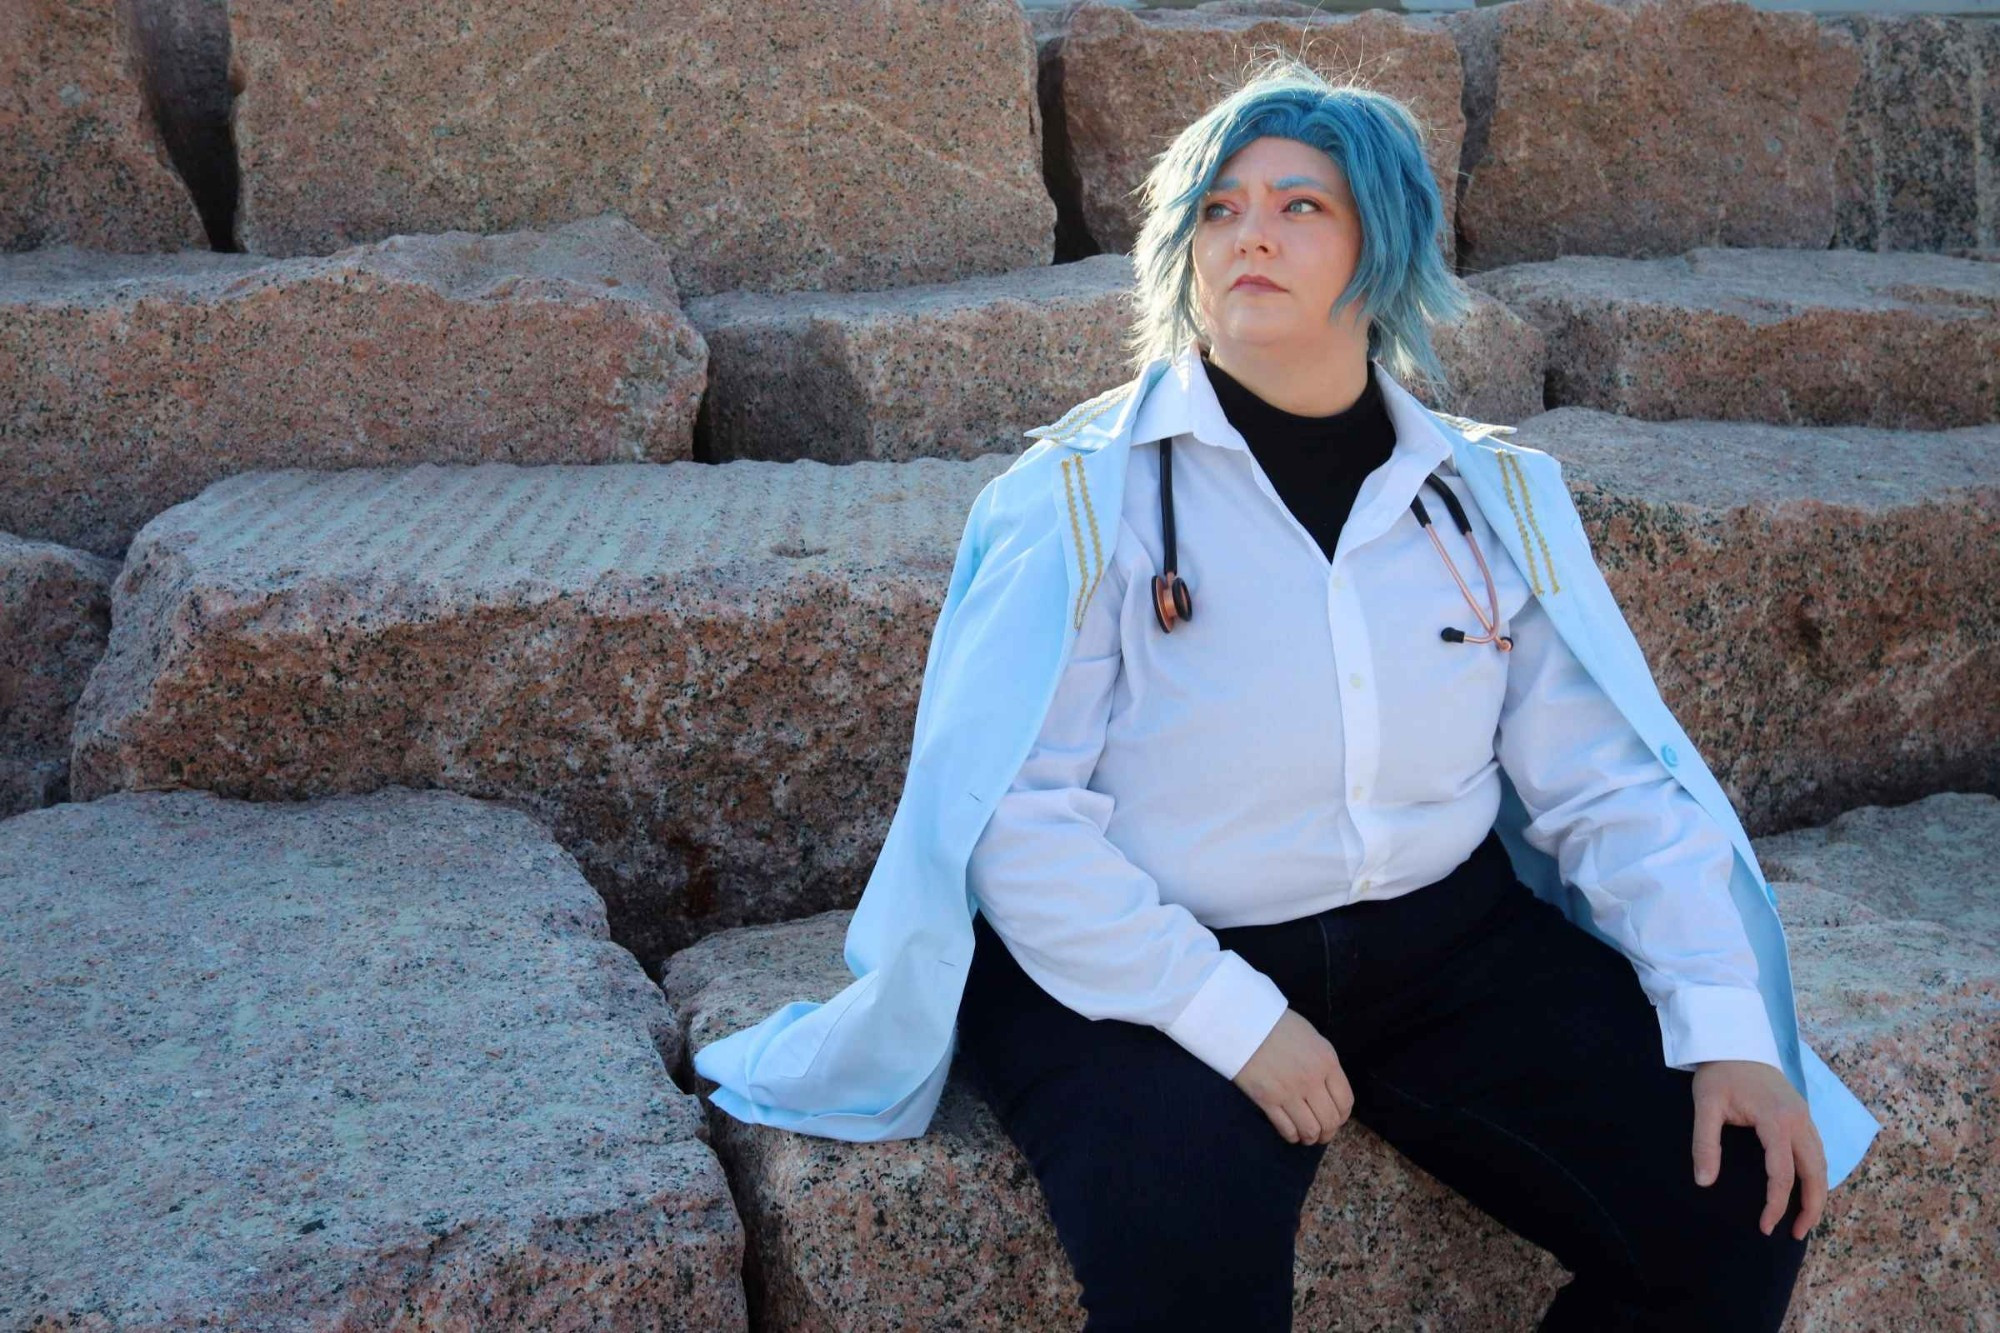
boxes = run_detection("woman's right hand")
[1232,1008,1354,1145]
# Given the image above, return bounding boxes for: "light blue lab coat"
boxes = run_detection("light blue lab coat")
[692,355,1883,1191]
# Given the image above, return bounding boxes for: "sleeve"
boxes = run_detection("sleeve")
[964,517,1292,1082]
[1494,594,1785,1074]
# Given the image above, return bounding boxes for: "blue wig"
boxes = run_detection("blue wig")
[1126,56,1470,396]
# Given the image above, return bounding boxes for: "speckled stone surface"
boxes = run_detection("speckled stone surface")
[0,532,117,816]
[1467,248,2000,428]
[687,257,1138,464]
[0,215,706,559]
[225,0,1052,298]
[1,0,207,253]
[664,793,1999,1330]
[1443,0,1859,273]
[1515,408,2000,834]
[1828,15,2000,257]
[69,457,1012,967]
[0,787,744,1331]
[1427,284,1548,424]
[1757,793,2000,1330]
[1054,3,1465,261]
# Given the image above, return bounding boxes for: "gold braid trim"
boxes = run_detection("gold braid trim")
[1032,382,1134,443]
[1495,450,1545,597]
[1060,456,1107,629]
[1505,452,1560,595]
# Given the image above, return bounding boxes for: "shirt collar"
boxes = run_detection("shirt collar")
[1126,340,1460,556]
[1128,339,1454,476]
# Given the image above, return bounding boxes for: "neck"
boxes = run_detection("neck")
[1201,338,1371,417]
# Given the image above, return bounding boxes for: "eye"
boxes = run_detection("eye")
[1200,202,1229,221]
[1285,197,1322,214]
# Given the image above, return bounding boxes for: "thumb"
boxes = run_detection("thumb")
[1691,1090,1726,1187]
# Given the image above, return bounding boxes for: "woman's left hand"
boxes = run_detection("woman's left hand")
[1691,1059,1828,1240]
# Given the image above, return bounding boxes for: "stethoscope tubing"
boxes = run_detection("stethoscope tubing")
[1148,437,1511,652]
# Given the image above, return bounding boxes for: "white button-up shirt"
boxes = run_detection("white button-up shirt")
[965,343,1784,1083]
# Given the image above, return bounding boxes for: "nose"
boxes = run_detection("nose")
[1236,208,1275,255]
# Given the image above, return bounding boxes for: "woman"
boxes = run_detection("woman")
[948,61,1826,1331]
[693,52,1881,1330]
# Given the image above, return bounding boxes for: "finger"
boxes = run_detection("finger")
[1691,1088,1726,1187]
[1794,1124,1829,1239]
[1268,1106,1301,1145]
[1326,1073,1354,1126]
[1759,1123,1796,1236]
[1304,1085,1343,1144]
[1290,1100,1324,1145]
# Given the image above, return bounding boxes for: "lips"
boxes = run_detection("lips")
[1232,275,1284,292]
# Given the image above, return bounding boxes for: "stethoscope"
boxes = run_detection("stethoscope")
[1147,436,1513,652]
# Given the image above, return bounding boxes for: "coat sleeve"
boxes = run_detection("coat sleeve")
[964,514,1292,1082]
[1495,592,1785,1073]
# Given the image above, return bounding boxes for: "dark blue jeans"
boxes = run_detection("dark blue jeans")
[954,828,1811,1332]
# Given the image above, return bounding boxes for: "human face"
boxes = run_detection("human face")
[1190,136,1368,365]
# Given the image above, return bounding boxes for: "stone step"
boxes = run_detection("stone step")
[0,532,117,817]
[662,791,2000,1332]
[69,417,1995,963]
[70,457,1011,969]
[1509,407,2000,833]
[1467,247,2000,428]
[0,787,745,1330]
[1443,0,1859,271]
[687,257,1139,464]
[224,0,1050,296]
[688,260,1545,464]
[1049,4,1466,260]
[3,0,206,252]
[0,215,705,560]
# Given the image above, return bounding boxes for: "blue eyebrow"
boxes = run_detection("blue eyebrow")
[1203,174,1335,197]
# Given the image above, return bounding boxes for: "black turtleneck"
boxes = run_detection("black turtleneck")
[1201,354,1397,563]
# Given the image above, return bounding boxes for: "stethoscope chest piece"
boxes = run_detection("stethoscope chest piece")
[1152,569,1192,633]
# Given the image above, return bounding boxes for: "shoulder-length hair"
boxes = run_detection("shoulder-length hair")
[1125,55,1470,397]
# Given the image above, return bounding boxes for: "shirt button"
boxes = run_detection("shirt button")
[1355,878,1373,896]
[1348,673,1365,689]
[1331,573,1346,590]
[1351,783,1366,800]
[1661,743,1679,768]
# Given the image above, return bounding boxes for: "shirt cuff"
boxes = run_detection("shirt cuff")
[1163,951,1293,1081]
[1657,984,1785,1073]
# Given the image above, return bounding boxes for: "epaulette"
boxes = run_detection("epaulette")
[1024,377,1140,445]
[1430,409,1518,444]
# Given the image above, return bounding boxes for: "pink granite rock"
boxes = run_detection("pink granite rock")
[0,787,744,1330]
[1429,285,1547,423]
[687,261,1541,464]
[1444,0,1860,272]
[225,0,1052,298]
[1,0,207,252]
[0,532,117,815]
[1467,248,2000,428]
[1757,793,2000,1330]
[70,457,1011,967]
[1055,3,1465,261]
[662,910,1558,1331]
[0,214,706,558]
[1516,408,2000,834]
[662,793,1999,1330]
[1828,14,2000,257]
[687,257,1139,464]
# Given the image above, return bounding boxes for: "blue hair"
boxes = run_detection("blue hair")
[1126,56,1470,396]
